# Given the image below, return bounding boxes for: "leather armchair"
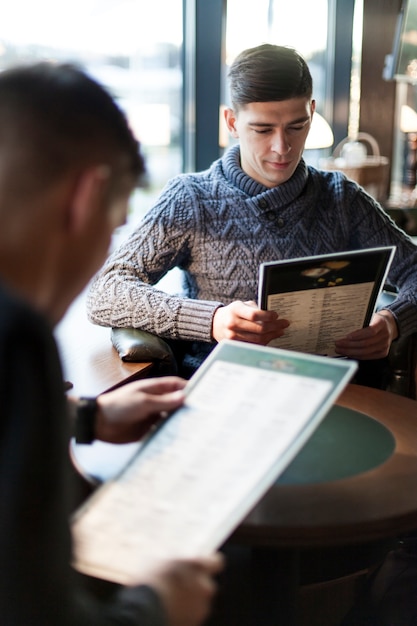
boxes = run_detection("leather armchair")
[111,328,178,376]
[376,289,417,399]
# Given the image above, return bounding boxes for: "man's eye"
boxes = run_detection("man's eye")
[254,128,272,134]
[288,125,307,132]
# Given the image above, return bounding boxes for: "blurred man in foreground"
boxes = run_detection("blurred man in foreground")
[0,62,222,626]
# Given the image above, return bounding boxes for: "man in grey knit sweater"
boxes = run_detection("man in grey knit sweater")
[87,44,417,381]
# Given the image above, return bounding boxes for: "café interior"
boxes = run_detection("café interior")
[2,1,417,625]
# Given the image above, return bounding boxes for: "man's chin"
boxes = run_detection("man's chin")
[263,172,293,188]
[262,163,297,187]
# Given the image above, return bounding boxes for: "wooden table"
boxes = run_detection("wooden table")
[69,381,417,625]
[218,384,417,626]
[69,377,417,546]
[236,384,417,548]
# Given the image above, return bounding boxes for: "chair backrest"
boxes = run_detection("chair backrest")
[377,289,417,399]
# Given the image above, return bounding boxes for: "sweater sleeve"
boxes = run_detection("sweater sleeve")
[87,176,222,342]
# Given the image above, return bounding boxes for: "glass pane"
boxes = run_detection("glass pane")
[0,0,183,223]
[396,0,417,80]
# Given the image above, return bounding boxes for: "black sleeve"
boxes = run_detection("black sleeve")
[73,580,167,626]
[0,287,166,626]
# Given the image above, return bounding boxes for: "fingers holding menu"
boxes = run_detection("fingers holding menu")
[212,300,289,345]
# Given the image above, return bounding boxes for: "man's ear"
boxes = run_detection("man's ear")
[224,107,239,138]
[66,165,110,234]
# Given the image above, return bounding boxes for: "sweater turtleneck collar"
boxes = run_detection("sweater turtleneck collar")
[221,144,309,205]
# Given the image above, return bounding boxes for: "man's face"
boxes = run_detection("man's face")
[225,98,315,188]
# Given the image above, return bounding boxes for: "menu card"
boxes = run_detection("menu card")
[258,247,395,357]
[72,340,357,584]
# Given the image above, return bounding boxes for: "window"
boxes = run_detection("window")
[1,1,356,192]
[0,0,183,222]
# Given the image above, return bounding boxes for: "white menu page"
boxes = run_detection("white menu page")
[266,281,374,356]
[71,340,357,585]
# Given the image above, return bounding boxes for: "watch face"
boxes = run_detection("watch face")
[75,398,97,444]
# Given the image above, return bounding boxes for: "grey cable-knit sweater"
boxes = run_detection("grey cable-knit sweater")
[87,145,417,366]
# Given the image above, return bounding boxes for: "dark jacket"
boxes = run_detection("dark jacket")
[0,283,166,625]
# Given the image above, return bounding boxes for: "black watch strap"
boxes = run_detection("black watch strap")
[75,397,97,444]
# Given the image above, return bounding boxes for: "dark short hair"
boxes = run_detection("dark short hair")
[228,44,313,109]
[0,62,145,192]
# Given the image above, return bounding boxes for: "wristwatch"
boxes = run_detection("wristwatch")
[74,397,97,444]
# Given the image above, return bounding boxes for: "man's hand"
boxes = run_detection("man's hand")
[94,376,187,443]
[212,300,289,345]
[334,309,398,360]
[142,554,224,626]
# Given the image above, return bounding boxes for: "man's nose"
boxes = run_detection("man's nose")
[271,131,291,155]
